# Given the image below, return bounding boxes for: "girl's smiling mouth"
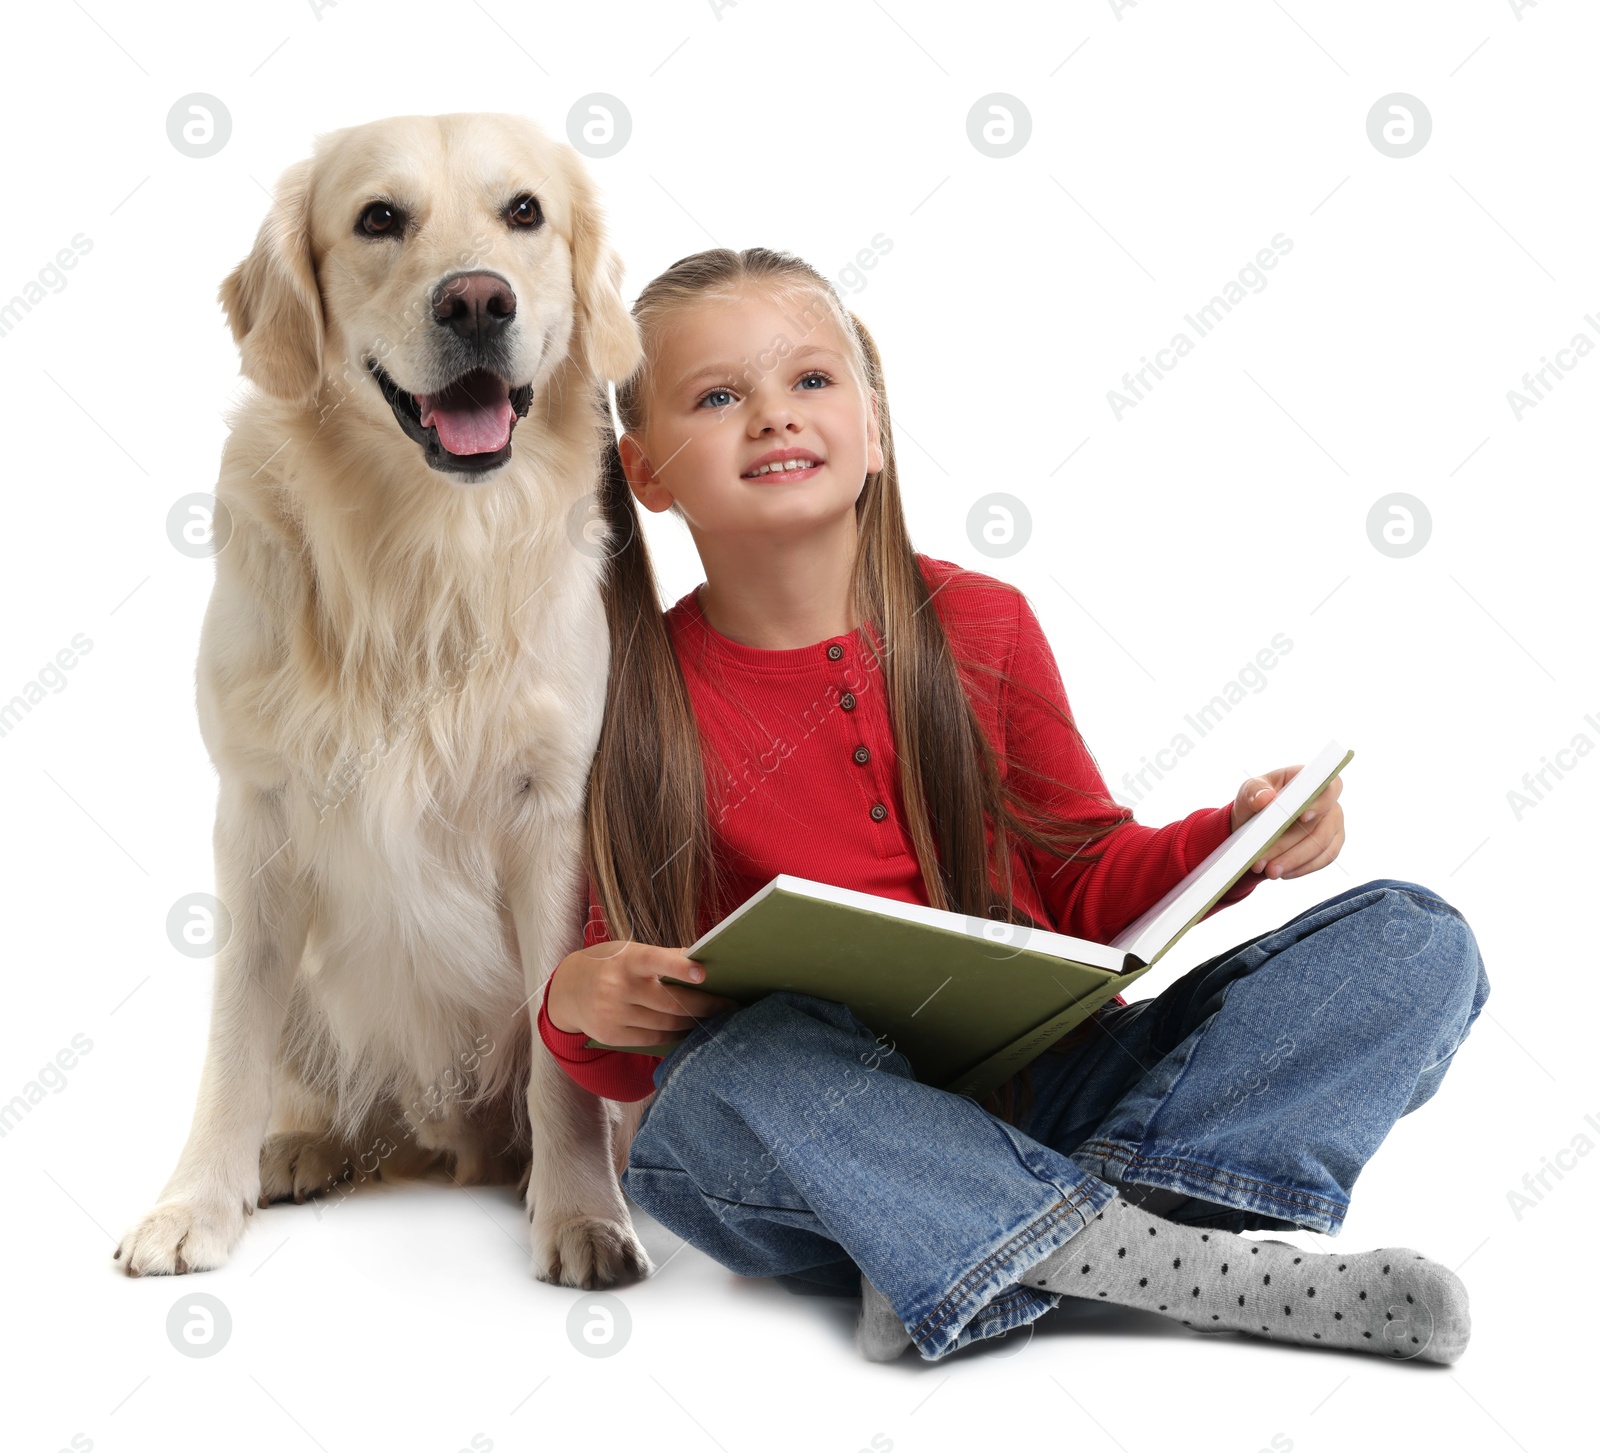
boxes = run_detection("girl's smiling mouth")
[742,448,824,480]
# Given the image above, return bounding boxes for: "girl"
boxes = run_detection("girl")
[539,247,1489,1365]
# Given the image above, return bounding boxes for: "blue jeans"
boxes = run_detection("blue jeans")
[621,878,1489,1361]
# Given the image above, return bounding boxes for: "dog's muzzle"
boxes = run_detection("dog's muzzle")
[367,269,539,477]
[368,361,534,477]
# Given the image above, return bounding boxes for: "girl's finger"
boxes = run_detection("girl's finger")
[648,981,740,1019]
[1254,821,1311,874]
[625,1003,739,1039]
[1264,821,1331,877]
[617,999,731,1036]
[619,1012,699,1036]
[624,1025,692,1047]
[1282,827,1344,879]
[1267,802,1346,872]
[1301,776,1344,821]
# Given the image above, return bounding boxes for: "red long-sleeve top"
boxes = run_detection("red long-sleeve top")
[537,554,1262,1101]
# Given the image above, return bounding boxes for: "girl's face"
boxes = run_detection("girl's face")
[620,286,884,542]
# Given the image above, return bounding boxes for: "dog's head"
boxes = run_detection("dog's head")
[219,113,641,481]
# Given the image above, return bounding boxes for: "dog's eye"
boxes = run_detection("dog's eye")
[507,194,543,229]
[357,201,403,238]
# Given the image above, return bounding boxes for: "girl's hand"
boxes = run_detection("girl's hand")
[1230,767,1345,879]
[546,940,740,1046]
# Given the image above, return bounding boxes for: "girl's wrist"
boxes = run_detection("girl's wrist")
[545,959,585,1036]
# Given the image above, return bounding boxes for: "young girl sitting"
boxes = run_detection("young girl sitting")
[538,246,1489,1365]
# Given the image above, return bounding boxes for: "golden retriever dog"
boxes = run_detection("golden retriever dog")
[114,113,651,1288]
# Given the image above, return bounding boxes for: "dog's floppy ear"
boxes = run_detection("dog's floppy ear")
[558,147,643,385]
[218,156,326,403]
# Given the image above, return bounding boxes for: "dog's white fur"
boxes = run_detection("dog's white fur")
[115,113,652,1287]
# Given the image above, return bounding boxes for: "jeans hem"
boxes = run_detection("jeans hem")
[908,1174,1117,1360]
[1070,1138,1349,1236]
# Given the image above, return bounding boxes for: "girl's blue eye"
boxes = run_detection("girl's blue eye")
[695,371,832,409]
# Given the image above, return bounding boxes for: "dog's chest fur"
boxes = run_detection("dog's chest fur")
[203,416,610,1119]
[296,576,602,1056]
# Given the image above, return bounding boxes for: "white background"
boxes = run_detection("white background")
[0,2,1593,1451]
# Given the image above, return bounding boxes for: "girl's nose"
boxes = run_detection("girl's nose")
[752,407,802,434]
[750,387,803,435]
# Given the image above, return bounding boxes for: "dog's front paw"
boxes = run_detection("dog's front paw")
[531,1212,652,1289]
[114,1193,250,1277]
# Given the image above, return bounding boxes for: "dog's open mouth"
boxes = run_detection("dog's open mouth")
[368,361,534,476]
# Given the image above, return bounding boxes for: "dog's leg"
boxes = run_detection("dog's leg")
[525,1038,652,1288]
[506,835,651,1290]
[259,1120,443,1205]
[612,1094,652,1182]
[258,1059,437,1206]
[258,1050,355,1205]
[116,783,310,1275]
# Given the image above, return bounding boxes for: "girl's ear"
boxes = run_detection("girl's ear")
[218,156,326,403]
[618,431,673,513]
[866,389,885,475]
[558,146,645,385]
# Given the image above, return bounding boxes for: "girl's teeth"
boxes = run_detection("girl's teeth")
[748,459,817,476]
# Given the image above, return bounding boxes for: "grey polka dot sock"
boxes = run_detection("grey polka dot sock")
[855,1271,914,1361]
[1028,1196,1471,1363]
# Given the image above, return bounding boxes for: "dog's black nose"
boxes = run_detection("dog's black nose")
[431,271,517,347]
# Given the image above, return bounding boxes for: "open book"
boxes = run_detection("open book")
[585,741,1352,1103]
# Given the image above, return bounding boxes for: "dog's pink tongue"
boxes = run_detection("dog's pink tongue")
[417,374,514,456]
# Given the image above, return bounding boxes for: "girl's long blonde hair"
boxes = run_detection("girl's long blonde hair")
[587,247,1130,1123]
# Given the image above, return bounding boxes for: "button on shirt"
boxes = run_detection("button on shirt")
[538,554,1263,1102]
[662,581,929,900]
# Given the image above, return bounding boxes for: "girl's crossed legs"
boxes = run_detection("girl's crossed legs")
[621,878,1489,1362]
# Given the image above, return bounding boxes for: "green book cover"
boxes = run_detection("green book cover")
[584,742,1352,1104]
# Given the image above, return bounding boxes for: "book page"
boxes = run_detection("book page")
[1109,741,1353,966]
[688,872,1129,972]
